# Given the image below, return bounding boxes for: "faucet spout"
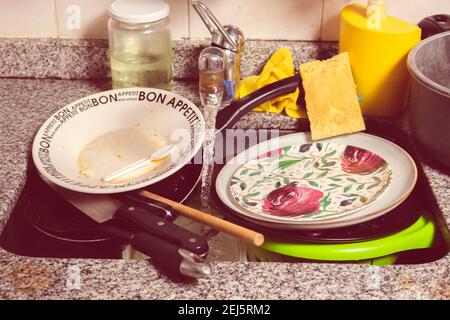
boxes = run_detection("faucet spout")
[191,0,238,51]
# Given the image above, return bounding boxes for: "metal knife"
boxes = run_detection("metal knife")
[41,176,211,278]
[113,203,209,257]
[41,177,208,256]
[99,221,211,279]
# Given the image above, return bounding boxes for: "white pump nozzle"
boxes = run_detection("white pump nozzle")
[367,0,387,30]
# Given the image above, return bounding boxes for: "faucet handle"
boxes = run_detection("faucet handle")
[212,25,244,53]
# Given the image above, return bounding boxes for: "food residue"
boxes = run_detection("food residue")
[78,127,169,183]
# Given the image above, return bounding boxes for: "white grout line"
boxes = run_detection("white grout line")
[187,0,192,40]
[319,0,326,41]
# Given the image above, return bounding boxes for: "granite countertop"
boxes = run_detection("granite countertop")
[0,77,449,299]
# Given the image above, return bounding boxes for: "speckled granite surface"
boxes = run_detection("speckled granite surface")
[0,38,338,80]
[0,78,449,300]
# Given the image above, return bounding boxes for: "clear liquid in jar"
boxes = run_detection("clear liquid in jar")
[110,52,173,90]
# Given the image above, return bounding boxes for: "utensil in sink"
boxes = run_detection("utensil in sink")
[19,155,202,244]
[101,144,177,182]
[41,175,209,256]
[41,175,211,278]
[136,190,265,247]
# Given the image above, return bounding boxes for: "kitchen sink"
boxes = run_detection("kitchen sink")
[1,122,449,266]
[0,163,245,263]
[1,166,448,266]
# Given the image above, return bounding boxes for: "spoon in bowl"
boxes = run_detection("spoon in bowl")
[101,144,177,183]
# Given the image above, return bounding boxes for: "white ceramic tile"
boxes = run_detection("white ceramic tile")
[55,0,188,39]
[322,0,450,41]
[55,0,112,39]
[388,0,450,24]
[167,0,189,40]
[0,0,58,38]
[189,0,324,40]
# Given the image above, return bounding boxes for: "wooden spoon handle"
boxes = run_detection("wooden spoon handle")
[137,190,265,246]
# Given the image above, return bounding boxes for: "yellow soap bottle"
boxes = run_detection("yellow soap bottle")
[339,1,421,117]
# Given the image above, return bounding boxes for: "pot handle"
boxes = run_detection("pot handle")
[215,73,301,133]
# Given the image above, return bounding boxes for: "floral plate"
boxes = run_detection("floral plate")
[230,143,392,223]
[216,132,417,230]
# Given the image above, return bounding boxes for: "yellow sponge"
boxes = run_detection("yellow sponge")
[299,52,365,141]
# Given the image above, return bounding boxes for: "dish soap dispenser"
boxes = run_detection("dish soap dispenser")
[339,0,421,117]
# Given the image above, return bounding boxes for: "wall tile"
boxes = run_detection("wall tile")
[1,0,448,41]
[388,0,450,24]
[322,0,450,41]
[189,0,324,40]
[321,0,362,41]
[0,0,57,38]
[167,0,189,39]
[55,0,112,39]
[55,0,188,39]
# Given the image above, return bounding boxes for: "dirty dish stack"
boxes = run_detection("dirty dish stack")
[211,129,440,265]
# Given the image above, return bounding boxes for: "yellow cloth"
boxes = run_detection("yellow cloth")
[237,48,306,118]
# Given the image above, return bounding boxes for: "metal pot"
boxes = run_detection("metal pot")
[408,31,450,167]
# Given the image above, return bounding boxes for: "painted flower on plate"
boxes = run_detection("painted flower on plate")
[341,146,386,175]
[261,185,324,216]
[257,148,283,160]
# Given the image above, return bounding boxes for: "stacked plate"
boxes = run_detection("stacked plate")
[216,132,418,232]
[213,132,435,263]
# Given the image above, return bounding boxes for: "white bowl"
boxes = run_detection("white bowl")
[32,88,205,194]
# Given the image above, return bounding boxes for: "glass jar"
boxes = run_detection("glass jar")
[108,0,173,90]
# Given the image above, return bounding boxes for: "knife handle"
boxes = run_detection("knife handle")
[115,205,209,257]
[115,193,177,221]
[138,190,265,246]
[130,232,211,279]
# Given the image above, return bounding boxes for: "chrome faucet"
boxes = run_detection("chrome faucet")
[192,0,244,108]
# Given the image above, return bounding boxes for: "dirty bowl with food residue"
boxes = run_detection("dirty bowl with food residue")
[32,88,205,194]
